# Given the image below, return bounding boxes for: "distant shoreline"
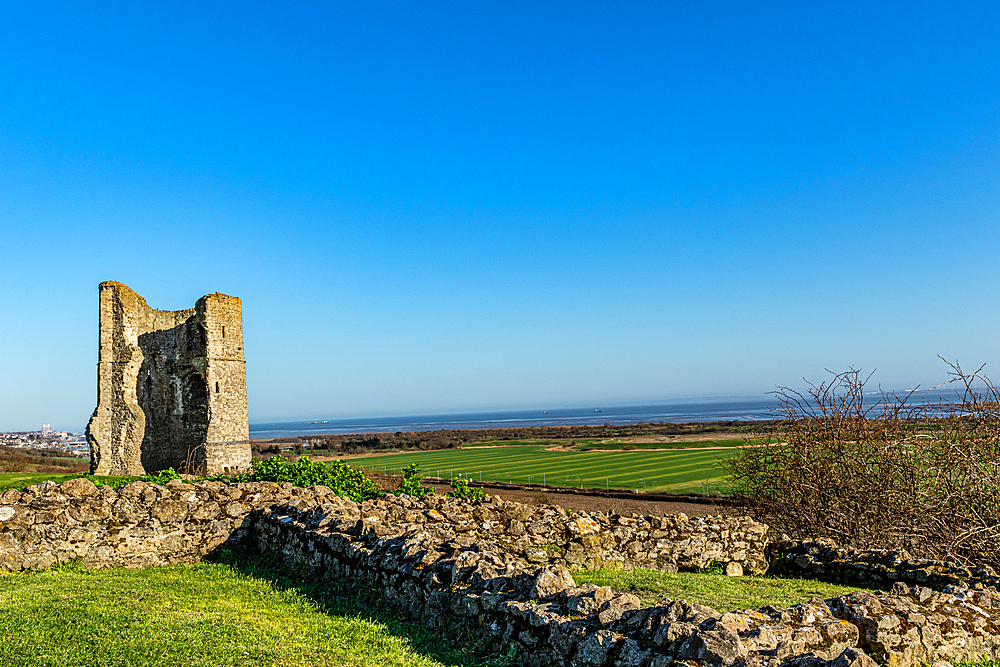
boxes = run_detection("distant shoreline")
[248,387,973,440]
[249,419,769,443]
[248,398,783,439]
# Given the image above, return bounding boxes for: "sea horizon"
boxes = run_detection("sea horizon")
[248,386,968,439]
[248,396,778,439]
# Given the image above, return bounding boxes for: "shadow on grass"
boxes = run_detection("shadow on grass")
[209,544,516,667]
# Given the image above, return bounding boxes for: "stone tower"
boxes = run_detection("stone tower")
[86,282,252,476]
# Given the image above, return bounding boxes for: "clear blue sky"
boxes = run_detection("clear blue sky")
[1,1,997,432]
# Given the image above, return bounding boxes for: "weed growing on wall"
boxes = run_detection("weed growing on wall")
[726,360,1000,567]
[446,476,488,501]
[139,467,183,485]
[239,456,383,502]
[396,463,434,498]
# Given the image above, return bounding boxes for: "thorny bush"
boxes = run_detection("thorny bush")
[725,359,1000,568]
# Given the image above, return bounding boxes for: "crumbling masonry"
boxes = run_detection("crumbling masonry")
[4,479,1000,667]
[85,282,251,476]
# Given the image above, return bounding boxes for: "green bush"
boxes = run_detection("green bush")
[139,467,183,485]
[445,476,487,501]
[397,463,434,498]
[240,456,382,502]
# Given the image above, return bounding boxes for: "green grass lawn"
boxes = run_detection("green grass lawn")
[43,455,88,464]
[461,439,585,448]
[341,446,734,494]
[574,568,863,611]
[0,472,87,490]
[3,534,996,666]
[0,557,872,667]
[0,560,470,667]
[0,473,134,491]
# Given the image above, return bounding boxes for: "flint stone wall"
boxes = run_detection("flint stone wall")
[0,479,763,575]
[3,479,1000,667]
[0,477,264,571]
[770,540,1000,591]
[253,503,1000,667]
[311,491,769,575]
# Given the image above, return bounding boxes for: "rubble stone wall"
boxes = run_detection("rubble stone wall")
[304,490,770,576]
[0,479,765,575]
[770,540,1000,591]
[3,479,1000,667]
[0,477,260,571]
[253,503,1000,667]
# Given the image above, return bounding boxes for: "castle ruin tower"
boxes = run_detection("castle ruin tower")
[86,282,252,476]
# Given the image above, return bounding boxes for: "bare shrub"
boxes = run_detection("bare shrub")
[0,446,89,474]
[533,492,552,506]
[366,469,403,492]
[726,360,1000,567]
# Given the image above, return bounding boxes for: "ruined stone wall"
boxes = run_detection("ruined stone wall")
[0,481,766,576]
[3,481,1000,667]
[770,539,1000,591]
[310,491,769,576]
[86,282,250,476]
[0,478,257,570]
[253,504,1000,667]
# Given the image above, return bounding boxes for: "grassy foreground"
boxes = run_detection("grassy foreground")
[3,556,872,667]
[0,472,135,491]
[7,558,995,667]
[0,560,463,667]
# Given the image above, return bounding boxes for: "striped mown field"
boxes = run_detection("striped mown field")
[340,446,736,494]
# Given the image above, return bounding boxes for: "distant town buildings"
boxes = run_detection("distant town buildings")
[0,428,90,456]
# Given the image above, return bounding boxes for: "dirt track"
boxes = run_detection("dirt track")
[425,482,723,517]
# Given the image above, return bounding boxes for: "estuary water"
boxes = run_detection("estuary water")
[248,396,781,439]
[248,386,972,439]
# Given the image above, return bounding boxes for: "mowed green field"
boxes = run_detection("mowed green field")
[341,446,735,494]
